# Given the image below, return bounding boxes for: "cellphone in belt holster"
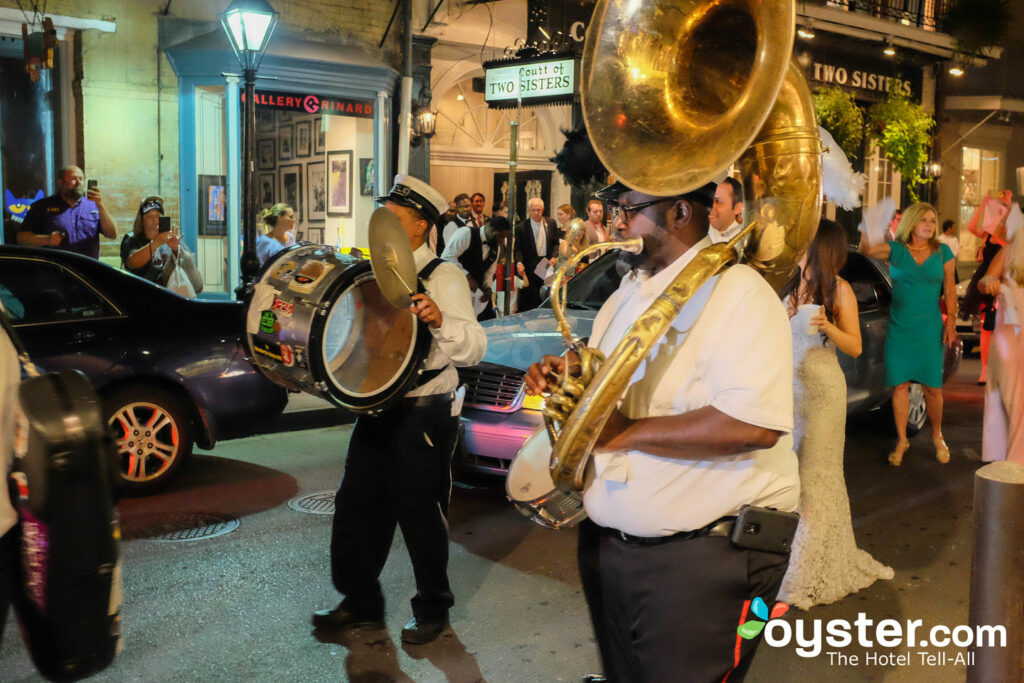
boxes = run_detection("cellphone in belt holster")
[730,505,800,553]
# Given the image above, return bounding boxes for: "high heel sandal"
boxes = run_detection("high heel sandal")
[888,440,910,466]
[934,438,950,464]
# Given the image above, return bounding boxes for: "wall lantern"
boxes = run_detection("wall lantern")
[411,86,438,147]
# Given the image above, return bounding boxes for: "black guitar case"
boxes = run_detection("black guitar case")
[1,314,122,681]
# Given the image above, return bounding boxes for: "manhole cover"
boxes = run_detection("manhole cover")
[288,490,336,515]
[122,512,240,542]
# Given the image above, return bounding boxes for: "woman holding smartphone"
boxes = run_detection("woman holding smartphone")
[120,195,203,296]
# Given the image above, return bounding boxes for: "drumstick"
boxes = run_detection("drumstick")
[382,246,415,296]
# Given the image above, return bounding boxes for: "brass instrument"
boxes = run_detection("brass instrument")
[541,0,822,493]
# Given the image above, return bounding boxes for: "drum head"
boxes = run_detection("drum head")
[315,270,430,411]
[246,244,431,414]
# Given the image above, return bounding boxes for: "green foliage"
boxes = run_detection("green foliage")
[868,86,935,203]
[814,86,864,158]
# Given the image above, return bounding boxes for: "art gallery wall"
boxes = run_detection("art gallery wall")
[255,106,373,248]
[323,114,375,249]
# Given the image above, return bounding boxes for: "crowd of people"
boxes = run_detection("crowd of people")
[430,190,612,320]
[4,161,1023,680]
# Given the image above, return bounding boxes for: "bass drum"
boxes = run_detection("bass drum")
[245,243,431,414]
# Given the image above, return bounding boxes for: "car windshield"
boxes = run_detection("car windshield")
[550,251,624,311]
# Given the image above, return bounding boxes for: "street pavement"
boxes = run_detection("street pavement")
[0,358,991,682]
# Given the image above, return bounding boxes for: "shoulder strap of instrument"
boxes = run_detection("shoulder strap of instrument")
[413,258,452,388]
[417,258,445,293]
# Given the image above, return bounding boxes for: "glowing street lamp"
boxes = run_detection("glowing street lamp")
[220,0,279,297]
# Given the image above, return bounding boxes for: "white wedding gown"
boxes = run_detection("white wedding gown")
[777,312,894,610]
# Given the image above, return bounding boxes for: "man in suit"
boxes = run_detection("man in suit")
[514,197,558,312]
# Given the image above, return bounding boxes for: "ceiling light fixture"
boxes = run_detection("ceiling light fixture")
[948,64,965,77]
[883,40,896,57]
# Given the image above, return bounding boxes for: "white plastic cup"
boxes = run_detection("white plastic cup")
[797,304,822,335]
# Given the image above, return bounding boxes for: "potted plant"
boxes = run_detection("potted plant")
[814,86,865,159]
[868,85,935,202]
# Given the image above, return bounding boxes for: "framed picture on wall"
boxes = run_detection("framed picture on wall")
[258,139,275,170]
[279,163,302,221]
[307,161,326,222]
[314,122,326,155]
[198,174,227,236]
[258,172,276,208]
[327,150,353,217]
[279,124,294,161]
[295,121,311,158]
[358,158,375,196]
[257,107,275,133]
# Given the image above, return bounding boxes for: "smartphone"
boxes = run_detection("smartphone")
[730,505,800,553]
[158,216,171,233]
[87,179,98,191]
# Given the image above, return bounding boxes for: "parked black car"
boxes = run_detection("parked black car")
[0,246,288,495]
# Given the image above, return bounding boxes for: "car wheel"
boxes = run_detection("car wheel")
[104,385,194,496]
[906,382,927,436]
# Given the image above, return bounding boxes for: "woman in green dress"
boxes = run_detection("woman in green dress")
[860,202,958,465]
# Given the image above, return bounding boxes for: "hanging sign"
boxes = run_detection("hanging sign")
[483,53,578,109]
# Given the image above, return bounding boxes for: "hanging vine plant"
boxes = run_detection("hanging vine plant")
[868,85,935,203]
[814,86,865,159]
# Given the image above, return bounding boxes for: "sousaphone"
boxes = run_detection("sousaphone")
[507,0,822,527]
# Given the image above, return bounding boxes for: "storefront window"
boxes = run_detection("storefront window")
[0,36,65,244]
[959,146,1002,263]
[253,93,376,249]
[195,85,229,293]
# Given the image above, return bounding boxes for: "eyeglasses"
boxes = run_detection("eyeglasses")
[608,197,676,223]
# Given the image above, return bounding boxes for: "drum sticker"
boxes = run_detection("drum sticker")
[259,310,280,335]
[271,259,299,283]
[253,339,285,363]
[293,345,308,369]
[271,297,294,316]
[289,260,334,294]
[279,344,295,367]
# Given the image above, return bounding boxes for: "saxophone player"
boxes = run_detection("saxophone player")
[524,181,799,681]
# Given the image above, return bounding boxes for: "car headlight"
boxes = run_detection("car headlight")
[522,394,545,411]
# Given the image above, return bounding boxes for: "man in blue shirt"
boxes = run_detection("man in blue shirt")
[16,166,117,258]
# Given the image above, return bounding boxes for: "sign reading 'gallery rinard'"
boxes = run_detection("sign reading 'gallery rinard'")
[483,53,579,109]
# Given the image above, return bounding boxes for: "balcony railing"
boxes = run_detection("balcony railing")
[818,0,954,32]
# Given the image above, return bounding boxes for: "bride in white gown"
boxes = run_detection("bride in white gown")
[778,219,894,610]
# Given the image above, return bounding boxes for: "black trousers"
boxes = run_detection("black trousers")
[330,402,459,622]
[578,519,789,683]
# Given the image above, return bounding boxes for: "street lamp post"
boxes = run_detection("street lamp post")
[220,0,279,299]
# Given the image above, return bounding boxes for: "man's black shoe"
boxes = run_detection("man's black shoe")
[401,617,448,644]
[311,604,385,632]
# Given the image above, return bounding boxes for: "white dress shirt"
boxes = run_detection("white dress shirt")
[937,233,960,258]
[440,225,491,274]
[531,219,547,258]
[583,237,798,536]
[407,244,487,397]
[709,219,749,257]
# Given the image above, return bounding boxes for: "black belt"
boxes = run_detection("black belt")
[602,516,736,545]
[400,391,455,408]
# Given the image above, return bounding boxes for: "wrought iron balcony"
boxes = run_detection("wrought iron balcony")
[811,0,954,32]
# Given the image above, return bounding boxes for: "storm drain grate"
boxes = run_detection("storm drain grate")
[123,512,240,542]
[288,490,336,515]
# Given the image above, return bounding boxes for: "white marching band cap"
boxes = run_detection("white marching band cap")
[376,174,448,225]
